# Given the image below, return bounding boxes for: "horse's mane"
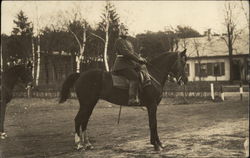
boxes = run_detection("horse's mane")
[149,52,177,64]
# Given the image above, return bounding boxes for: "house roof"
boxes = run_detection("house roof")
[179,32,249,58]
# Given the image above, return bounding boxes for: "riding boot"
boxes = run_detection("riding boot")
[140,65,151,87]
[144,72,151,87]
[128,81,140,106]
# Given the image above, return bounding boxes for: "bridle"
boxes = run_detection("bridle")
[146,52,185,86]
[167,52,186,84]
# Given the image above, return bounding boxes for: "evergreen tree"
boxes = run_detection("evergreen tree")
[8,10,33,63]
[12,10,33,36]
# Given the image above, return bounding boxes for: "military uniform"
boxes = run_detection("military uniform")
[112,37,142,105]
[112,37,141,72]
[112,24,148,106]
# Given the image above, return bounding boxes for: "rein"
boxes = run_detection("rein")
[146,63,163,86]
[146,53,180,86]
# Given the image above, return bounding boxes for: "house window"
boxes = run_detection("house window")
[207,62,225,76]
[196,62,225,77]
[195,63,207,77]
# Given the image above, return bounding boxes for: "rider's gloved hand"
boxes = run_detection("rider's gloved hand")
[139,57,147,65]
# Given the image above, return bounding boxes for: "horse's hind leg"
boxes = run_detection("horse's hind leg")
[74,108,84,150]
[81,99,98,150]
[74,98,98,150]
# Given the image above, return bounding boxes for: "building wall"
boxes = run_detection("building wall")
[187,58,230,81]
[38,53,75,89]
[187,56,248,82]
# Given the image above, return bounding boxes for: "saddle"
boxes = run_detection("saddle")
[111,71,147,89]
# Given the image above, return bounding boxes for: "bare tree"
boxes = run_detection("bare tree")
[68,18,87,73]
[52,4,88,73]
[164,26,178,51]
[103,1,111,72]
[193,38,202,81]
[240,0,249,26]
[90,1,120,72]
[35,4,41,86]
[221,2,246,81]
[180,38,188,50]
[66,6,87,73]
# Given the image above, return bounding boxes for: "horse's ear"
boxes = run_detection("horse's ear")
[180,49,187,62]
[181,49,187,56]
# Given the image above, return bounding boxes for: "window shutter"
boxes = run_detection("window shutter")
[221,62,225,75]
[185,64,190,76]
[207,63,213,76]
[195,63,199,76]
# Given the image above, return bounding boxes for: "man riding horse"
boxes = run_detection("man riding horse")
[112,23,150,106]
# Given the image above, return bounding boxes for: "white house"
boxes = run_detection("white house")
[179,33,249,82]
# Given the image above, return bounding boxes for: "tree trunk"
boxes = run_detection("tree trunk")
[196,48,202,81]
[72,26,86,73]
[104,31,109,72]
[76,55,81,73]
[35,35,40,86]
[31,37,35,79]
[103,6,110,72]
[228,24,234,82]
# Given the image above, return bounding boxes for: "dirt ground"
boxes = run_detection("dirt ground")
[0,97,248,158]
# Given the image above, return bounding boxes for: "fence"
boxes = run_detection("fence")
[13,81,249,101]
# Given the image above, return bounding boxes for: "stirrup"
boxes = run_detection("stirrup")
[128,99,140,106]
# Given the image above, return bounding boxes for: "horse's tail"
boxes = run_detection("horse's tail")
[59,73,80,103]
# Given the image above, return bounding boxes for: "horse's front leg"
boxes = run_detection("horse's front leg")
[147,104,163,151]
[82,130,94,150]
[0,101,8,139]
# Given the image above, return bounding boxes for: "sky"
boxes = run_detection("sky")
[1,1,249,36]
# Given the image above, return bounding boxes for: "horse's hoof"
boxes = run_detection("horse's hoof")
[0,133,7,139]
[154,145,163,151]
[85,143,94,150]
[75,143,84,150]
[159,143,165,148]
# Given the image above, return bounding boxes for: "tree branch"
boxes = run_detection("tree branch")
[89,32,105,43]
[68,27,82,50]
[220,36,229,47]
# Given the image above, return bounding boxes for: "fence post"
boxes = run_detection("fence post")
[211,83,214,100]
[220,85,224,101]
[240,82,243,101]
[117,105,122,124]
[183,85,186,98]
[27,85,31,98]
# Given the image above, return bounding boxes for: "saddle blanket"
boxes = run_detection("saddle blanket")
[111,72,145,89]
[111,75,129,89]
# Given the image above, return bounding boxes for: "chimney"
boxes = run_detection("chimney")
[207,29,211,40]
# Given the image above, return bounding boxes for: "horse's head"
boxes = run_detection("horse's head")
[15,61,33,88]
[169,49,188,85]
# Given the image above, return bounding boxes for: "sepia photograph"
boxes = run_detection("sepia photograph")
[1,1,249,157]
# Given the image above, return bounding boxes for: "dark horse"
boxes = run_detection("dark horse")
[59,50,188,151]
[0,63,33,139]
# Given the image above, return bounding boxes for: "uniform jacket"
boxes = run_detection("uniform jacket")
[112,37,141,71]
